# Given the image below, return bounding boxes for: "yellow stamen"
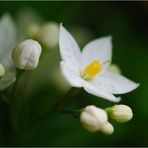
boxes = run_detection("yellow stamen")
[81,60,102,80]
[81,59,111,80]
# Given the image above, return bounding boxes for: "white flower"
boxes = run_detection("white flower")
[0,64,5,77]
[80,105,108,132]
[106,104,133,123]
[0,14,17,90]
[100,121,114,135]
[12,39,42,70]
[59,24,139,102]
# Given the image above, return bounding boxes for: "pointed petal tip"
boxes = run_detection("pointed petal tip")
[105,35,112,42]
[133,82,140,90]
[83,81,122,103]
[101,35,112,41]
[60,23,63,28]
[107,35,112,39]
[125,82,140,93]
[59,23,65,34]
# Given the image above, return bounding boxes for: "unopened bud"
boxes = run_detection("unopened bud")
[0,64,5,77]
[27,23,40,38]
[108,64,121,74]
[80,105,108,132]
[37,22,59,49]
[12,39,42,70]
[106,104,133,123]
[100,121,114,135]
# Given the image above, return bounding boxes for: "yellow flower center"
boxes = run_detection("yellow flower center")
[81,59,111,80]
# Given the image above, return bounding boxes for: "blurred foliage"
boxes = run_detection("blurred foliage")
[0,1,148,147]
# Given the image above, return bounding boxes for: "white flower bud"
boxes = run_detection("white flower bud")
[0,64,5,77]
[108,64,121,74]
[80,105,108,132]
[107,104,133,123]
[12,39,42,70]
[37,22,59,49]
[27,23,40,38]
[100,122,114,135]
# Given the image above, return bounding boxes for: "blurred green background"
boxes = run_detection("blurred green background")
[0,1,148,147]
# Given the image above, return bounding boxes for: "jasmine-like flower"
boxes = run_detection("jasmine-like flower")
[59,24,139,102]
[80,105,108,132]
[100,121,114,135]
[12,39,42,70]
[106,104,133,123]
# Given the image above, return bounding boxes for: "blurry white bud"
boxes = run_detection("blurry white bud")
[106,104,133,123]
[108,64,121,74]
[0,64,5,77]
[38,22,59,49]
[100,121,114,135]
[80,105,108,132]
[27,23,40,38]
[12,39,42,70]
[71,27,93,46]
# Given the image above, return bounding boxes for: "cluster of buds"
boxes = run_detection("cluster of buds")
[80,104,133,135]
[27,22,59,49]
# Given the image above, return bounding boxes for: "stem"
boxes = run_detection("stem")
[52,87,82,111]
[11,69,24,100]
[19,87,82,133]
[10,70,32,133]
[62,109,82,119]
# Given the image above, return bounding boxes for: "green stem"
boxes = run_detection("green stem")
[10,69,31,133]
[19,87,82,133]
[52,87,82,111]
[11,69,24,100]
[62,109,82,119]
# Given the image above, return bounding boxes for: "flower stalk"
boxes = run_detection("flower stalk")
[52,87,82,111]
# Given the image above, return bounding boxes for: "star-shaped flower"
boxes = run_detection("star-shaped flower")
[59,24,139,102]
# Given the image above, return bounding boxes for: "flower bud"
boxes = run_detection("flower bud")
[37,22,59,49]
[0,64,5,77]
[27,23,40,38]
[106,104,133,123]
[80,105,108,132]
[100,121,114,135]
[108,64,121,74]
[12,39,42,70]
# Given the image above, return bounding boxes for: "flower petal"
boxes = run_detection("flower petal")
[91,71,139,94]
[83,80,121,102]
[60,61,83,87]
[0,14,17,90]
[81,36,112,70]
[59,24,81,72]
[0,13,17,64]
